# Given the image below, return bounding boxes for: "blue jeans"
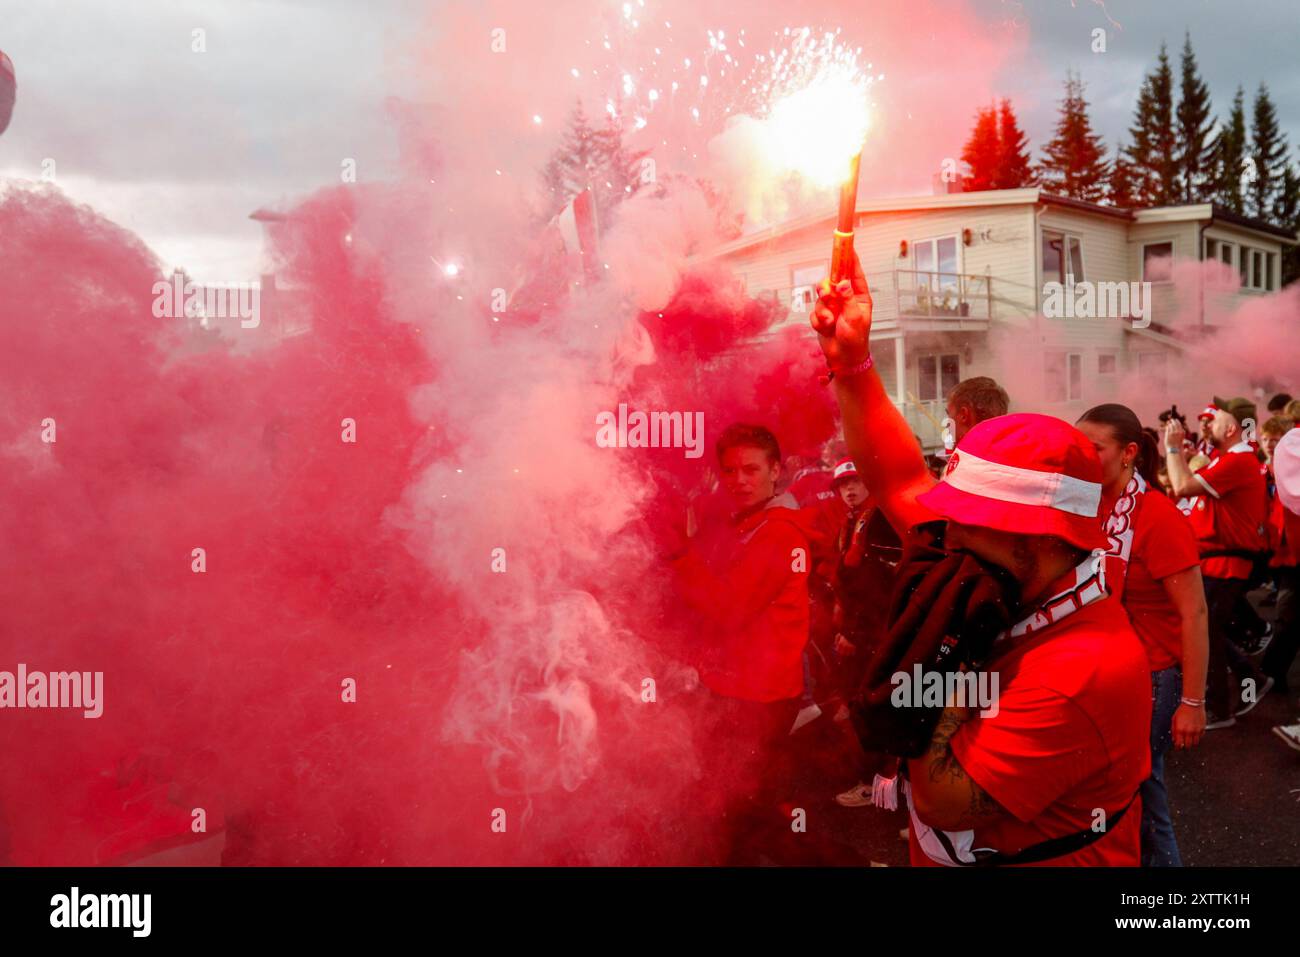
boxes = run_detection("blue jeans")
[1141,665,1183,867]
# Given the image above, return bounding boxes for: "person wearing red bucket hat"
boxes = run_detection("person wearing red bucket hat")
[810,251,1149,866]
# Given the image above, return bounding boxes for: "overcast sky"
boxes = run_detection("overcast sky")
[1,0,1295,279]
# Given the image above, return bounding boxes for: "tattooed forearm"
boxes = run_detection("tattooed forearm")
[927,706,967,783]
[912,704,1005,830]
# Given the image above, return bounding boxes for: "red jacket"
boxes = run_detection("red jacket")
[672,495,814,702]
[1268,463,1300,568]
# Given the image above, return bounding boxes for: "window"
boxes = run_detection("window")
[918,353,960,402]
[1042,229,1085,283]
[790,263,824,313]
[1045,352,1083,402]
[912,235,961,296]
[1252,250,1265,290]
[1219,241,1234,266]
[1266,253,1276,291]
[1240,245,1251,286]
[1143,242,1174,283]
[1098,353,1117,376]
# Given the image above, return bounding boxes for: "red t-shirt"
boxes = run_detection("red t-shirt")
[910,595,1151,867]
[1268,465,1299,568]
[1179,446,1268,579]
[1115,492,1201,671]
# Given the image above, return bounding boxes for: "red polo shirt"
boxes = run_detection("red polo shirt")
[910,593,1150,866]
[1179,443,1268,579]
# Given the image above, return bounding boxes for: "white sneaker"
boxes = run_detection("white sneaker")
[835,782,873,807]
[1234,676,1275,716]
[790,702,822,733]
[1272,723,1300,753]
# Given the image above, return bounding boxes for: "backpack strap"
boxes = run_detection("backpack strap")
[968,790,1140,867]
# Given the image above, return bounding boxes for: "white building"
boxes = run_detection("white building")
[702,188,1297,448]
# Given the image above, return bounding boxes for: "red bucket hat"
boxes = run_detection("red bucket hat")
[916,413,1108,551]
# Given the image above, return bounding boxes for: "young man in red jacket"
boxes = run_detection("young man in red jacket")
[810,253,1150,866]
[668,423,814,862]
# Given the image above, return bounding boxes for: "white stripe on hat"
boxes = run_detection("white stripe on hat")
[943,448,1101,517]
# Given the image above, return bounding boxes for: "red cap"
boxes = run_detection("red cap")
[916,413,1108,551]
[831,458,858,483]
[1198,405,1217,421]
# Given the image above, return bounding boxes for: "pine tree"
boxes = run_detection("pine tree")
[1108,142,1137,208]
[1175,32,1215,202]
[1210,86,1248,213]
[1248,83,1288,222]
[1277,161,1300,285]
[1124,43,1180,205]
[1037,72,1109,202]
[960,104,1000,191]
[994,99,1034,188]
[537,100,649,225]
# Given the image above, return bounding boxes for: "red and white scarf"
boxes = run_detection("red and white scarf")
[1100,471,1147,595]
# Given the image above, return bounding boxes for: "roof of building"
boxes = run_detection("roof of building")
[706,187,1298,258]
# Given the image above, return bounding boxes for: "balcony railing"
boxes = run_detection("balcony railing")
[893,269,992,320]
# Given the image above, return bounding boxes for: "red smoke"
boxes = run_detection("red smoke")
[4,0,1223,866]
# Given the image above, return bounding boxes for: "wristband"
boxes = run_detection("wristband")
[1165,447,1180,455]
[821,353,874,386]
[1179,696,1204,708]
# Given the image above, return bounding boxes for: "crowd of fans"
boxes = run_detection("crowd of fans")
[662,258,1299,867]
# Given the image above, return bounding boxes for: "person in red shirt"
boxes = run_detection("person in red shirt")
[666,422,813,862]
[811,252,1149,866]
[1267,427,1300,752]
[1164,397,1271,727]
[1076,403,1208,867]
[1261,415,1299,693]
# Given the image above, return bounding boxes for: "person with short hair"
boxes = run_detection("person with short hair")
[1077,404,1208,867]
[1267,428,1300,752]
[812,252,1149,866]
[1267,393,1293,415]
[944,376,1010,446]
[1261,416,1300,695]
[1164,398,1272,727]
[665,422,813,862]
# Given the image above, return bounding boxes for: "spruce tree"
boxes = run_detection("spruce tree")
[1211,86,1248,213]
[994,99,1034,188]
[1037,72,1109,203]
[1277,161,1300,285]
[960,104,1000,191]
[538,100,648,225]
[1108,142,1137,208]
[1176,32,1215,202]
[1248,83,1288,221]
[1124,43,1180,205]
